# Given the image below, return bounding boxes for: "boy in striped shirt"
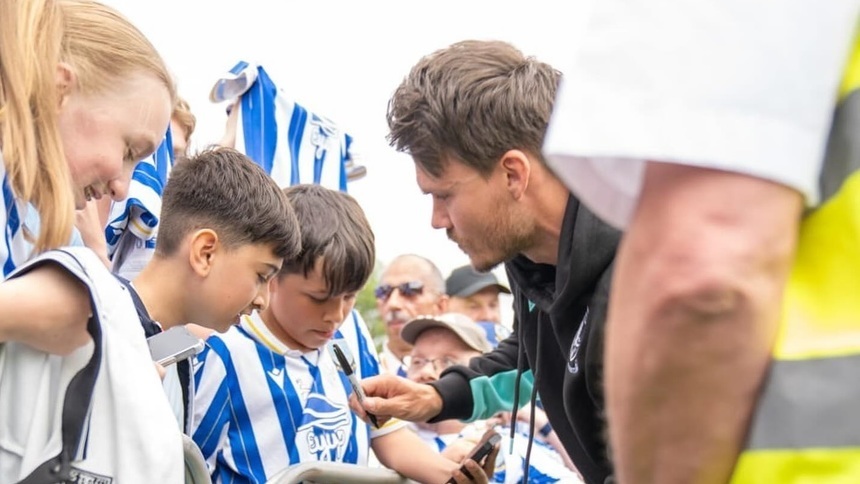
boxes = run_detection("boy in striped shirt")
[191,185,477,483]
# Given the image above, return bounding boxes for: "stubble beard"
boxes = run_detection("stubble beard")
[451,211,534,273]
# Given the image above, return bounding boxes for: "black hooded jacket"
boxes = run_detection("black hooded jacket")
[429,195,620,484]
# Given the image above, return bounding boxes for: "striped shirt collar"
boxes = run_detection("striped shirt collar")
[240,311,319,360]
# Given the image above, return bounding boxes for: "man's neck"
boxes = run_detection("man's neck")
[519,174,570,266]
[133,258,187,331]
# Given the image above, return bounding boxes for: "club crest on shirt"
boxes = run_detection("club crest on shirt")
[298,392,353,462]
[568,308,589,375]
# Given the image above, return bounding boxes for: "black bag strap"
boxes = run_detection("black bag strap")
[17,250,103,484]
[114,275,161,338]
[114,275,193,433]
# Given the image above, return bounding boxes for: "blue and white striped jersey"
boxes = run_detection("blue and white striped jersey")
[217,61,354,192]
[415,424,582,484]
[1,154,35,279]
[104,128,174,280]
[191,309,402,483]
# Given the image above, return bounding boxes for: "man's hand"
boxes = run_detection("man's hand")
[348,374,443,424]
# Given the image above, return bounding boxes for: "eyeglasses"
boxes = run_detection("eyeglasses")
[374,281,425,301]
[403,355,460,374]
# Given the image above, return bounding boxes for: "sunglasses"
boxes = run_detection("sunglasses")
[374,281,425,301]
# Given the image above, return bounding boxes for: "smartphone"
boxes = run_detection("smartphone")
[445,429,502,484]
[147,326,204,366]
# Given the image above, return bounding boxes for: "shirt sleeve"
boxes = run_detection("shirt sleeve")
[190,341,231,470]
[544,0,860,228]
[431,328,536,422]
[350,310,381,379]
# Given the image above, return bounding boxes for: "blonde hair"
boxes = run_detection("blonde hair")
[0,0,176,252]
[172,97,196,150]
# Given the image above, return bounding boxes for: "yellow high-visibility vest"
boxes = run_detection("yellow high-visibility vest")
[730,26,860,484]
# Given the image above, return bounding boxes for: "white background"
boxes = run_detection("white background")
[104,0,590,324]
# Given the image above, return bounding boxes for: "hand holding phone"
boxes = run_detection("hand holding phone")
[446,429,502,484]
[147,326,204,366]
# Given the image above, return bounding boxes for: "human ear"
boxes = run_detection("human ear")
[56,62,76,108]
[499,149,531,200]
[437,294,450,313]
[188,229,219,277]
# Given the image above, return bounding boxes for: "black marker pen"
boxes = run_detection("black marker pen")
[332,343,379,428]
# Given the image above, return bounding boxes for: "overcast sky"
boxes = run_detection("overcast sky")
[104,0,589,314]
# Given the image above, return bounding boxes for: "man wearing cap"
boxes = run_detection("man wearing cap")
[446,265,511,326]
[401,313,581,483]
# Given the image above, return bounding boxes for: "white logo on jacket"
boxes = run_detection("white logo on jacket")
[70,468,113,484]
[568,308,589,374]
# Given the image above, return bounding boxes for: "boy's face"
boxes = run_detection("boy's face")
[199,242,282,332]
[406,328,481,384]
[266,258,358,352]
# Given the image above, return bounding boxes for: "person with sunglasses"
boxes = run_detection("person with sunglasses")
[374,254,449,377]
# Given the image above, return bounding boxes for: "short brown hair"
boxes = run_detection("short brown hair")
[280,184,375,298]
[386,40,561,178]
[157,147,301,259]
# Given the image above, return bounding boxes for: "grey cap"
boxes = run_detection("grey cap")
[401,313,493,353]
[445,265,511,297]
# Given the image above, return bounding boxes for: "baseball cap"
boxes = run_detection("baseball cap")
[445,265,511,297]
[401,313,493,353]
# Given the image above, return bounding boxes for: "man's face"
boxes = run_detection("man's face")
[415,160,534,272]
[448,287,502,324]
[376,259,445,350]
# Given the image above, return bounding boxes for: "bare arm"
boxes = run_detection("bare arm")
[606,163,802,484]
[217,101,240,148]
[372,426,459,483]
[75,198,112,268]
[0,264,92,354]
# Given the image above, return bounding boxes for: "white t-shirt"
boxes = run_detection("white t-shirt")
[0,248,183,483]
[544,0,860,229]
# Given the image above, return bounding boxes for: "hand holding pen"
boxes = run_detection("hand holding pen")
[332,343,380,428]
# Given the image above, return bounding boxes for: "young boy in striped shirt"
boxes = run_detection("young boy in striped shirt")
[124,146,302,431]
[191,184,477,483]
